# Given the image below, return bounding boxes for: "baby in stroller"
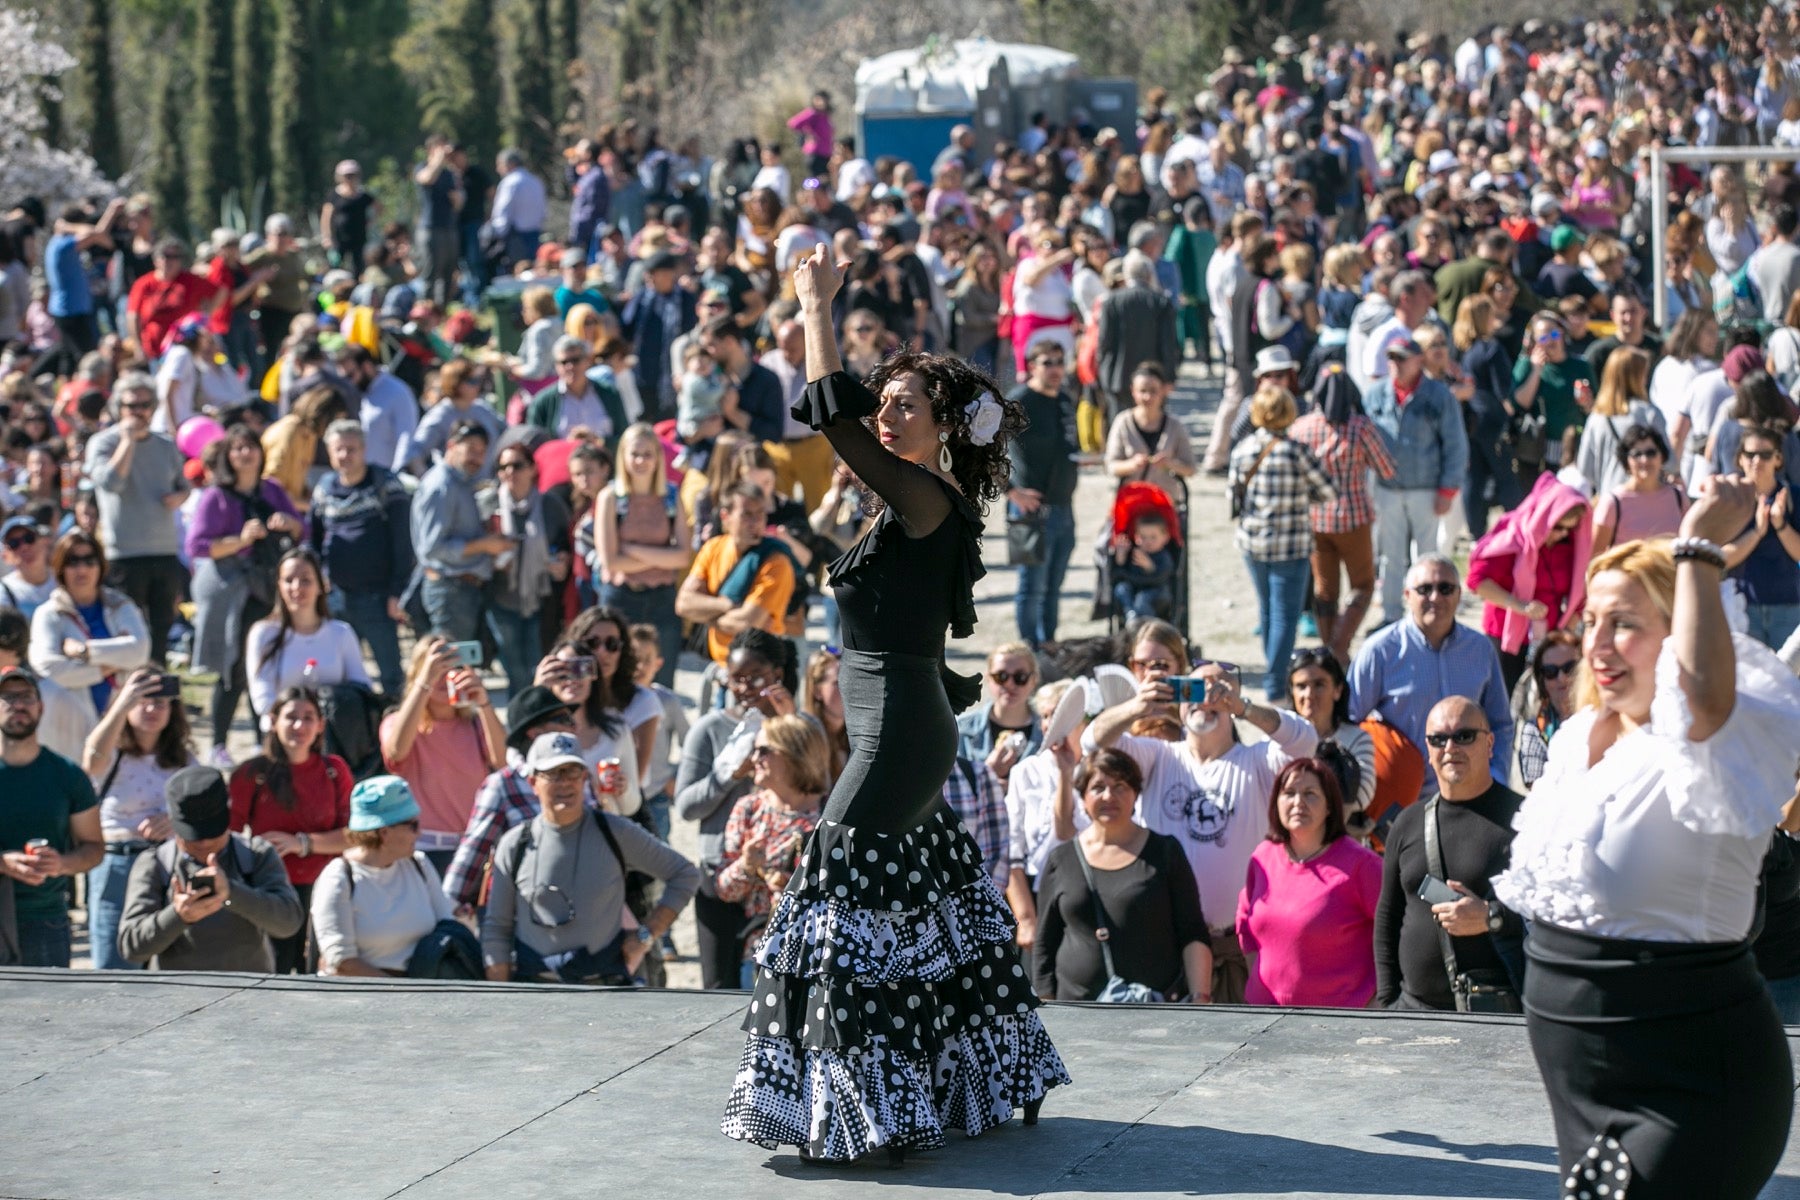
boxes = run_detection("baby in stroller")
[1111,511,1176,621]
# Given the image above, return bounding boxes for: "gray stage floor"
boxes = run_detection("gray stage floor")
[4,970,1798,1200]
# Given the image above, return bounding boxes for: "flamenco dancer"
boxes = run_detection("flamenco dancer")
[1494,477,1800,1200]
[721,245,1070,1163]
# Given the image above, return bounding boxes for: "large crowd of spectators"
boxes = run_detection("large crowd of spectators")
[2,11,1800,1023]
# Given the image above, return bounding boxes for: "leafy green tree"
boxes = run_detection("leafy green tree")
[399,0,501,159]
[507,0,555,172]
[149,54,190,235]
[190,0,240,232]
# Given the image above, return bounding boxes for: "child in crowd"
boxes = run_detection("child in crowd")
[1110,511,1177,621]
[674,343,739,471]
[1558,294,1596,358]
[630,622,688,960]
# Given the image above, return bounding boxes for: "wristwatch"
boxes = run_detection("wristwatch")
[1485,901,1505,934]
[633,926,655,946]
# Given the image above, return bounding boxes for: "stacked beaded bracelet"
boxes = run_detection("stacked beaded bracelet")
[1671,537,1726,569]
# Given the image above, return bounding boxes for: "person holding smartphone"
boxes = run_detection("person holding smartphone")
[1085,658,1317,1004]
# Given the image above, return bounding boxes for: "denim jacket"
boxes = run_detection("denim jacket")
[1361,374,1469,493]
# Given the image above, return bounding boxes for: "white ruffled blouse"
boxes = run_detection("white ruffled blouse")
[1495,634,1800,943]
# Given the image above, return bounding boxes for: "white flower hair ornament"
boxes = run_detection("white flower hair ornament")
[963,395,1004,446]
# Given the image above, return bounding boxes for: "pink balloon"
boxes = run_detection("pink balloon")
[176,416,226,460]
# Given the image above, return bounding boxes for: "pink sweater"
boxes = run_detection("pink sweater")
[1236,836,1383,1008]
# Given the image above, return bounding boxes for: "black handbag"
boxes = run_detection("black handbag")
[1006,507,1047,567]
[1506,408,1547,468]
[1424,797,1522,1015]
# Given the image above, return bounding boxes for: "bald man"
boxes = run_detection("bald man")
[1372,696,1525,1011]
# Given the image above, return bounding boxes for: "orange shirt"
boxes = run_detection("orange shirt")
[687,535,796,663]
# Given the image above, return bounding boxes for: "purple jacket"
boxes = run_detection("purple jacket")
[184,481,307,561]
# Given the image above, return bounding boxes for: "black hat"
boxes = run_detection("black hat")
[644,249,681,273]
[166,766,232,841]
[505,685,575,748]
[447,417,491,446]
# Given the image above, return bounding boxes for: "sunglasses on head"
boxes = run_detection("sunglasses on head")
[1289,647,1337,670]
[1425,727,1487,748]
[1539,659,1580,680]
[1411,581,1458,598]
[991,669,1033,687]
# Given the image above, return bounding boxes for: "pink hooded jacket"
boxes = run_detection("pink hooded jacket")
[1467,472,1593,655]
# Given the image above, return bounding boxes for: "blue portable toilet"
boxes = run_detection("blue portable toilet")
[854,39,1081,177]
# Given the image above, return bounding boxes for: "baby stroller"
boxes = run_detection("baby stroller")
[1094,479,1189,638]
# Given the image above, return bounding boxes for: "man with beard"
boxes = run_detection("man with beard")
[1088,659,1317,1004]
[0,666,103,965]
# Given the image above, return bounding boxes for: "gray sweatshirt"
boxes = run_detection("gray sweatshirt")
[674,708,755,867]
[117,835,304,972]
[482,811,699,968]
[84,427,188,559]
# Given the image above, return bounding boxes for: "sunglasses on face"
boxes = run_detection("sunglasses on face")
[1539,659,1580,680]
[1741,449,1777,462]
[555,357,586,367]
[122,401,154,412]
[1034,357,1066,368]
[990,669,1033,687]
[750,745,781,760]
[1426,727,1487,748]
[498,460,532,473]
[1411,581,1458,597]
[1537,329,1564,343]
[1626,447,1662,460]
[587,636,623,654]
[4,532,37,551]
[64,555,100,568]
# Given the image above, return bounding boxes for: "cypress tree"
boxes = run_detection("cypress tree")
[235,0,273,201]
[270,0,320,214]
[77,0,121,178]
[191,0,241,233]
[149,57,190,237]
[508,0,555,172]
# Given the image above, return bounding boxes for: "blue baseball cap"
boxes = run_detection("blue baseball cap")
[347,775,421,831]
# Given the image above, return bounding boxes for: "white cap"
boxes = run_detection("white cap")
[1427,149,1458,175]
[524,732,587,775]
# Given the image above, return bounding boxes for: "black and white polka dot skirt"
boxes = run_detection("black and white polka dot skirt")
[721,806,1071,1159]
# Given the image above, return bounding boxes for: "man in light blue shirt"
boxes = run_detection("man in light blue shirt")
[1348,553,1512,801]
[411,419,513,642]
[334,345,419,475]
[410,381,503,479]
[489,149,546,272]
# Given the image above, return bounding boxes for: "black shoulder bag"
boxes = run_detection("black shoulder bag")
[1072,837,1164,1004]
[1423,797,1522,1015]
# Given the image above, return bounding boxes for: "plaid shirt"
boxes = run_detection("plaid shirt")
[1289,411,1398,533]
[941,757,1010,890]
[1230,430,1336,562]
[441,765,598,906]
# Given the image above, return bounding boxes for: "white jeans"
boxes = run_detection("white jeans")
[1374,486,1442,624]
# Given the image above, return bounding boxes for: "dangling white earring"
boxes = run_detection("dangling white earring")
[938,430,954,474]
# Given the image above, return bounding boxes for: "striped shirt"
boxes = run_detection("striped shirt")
[1289,411,1398,533]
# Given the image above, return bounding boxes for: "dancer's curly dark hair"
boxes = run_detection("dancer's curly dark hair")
[863,351,1025,516]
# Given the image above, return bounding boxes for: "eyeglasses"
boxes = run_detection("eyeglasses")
[1425,727,1488,748]
[1626,447,1662,460]
[990,669,1033,687]
[1411,581,1458,598]
[3,532,37,551]
[587,636,623,654]
[63,555,100,568]
[1539,660,1580,680]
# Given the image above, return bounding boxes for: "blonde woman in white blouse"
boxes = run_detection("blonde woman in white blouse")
[1495,479,1800,1200]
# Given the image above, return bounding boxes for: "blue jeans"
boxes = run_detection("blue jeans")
[18,911,71,967]
[486,602,542,699]
[422,575,485,643]
[86,851,147,970]
[1014,503,1076,648]
[599,582,681,687]
[1112,581,1172,622]
[1745,603,1800,653]
[643,791,672,841]
[330,587,405,697]
[1245,555,1311,701]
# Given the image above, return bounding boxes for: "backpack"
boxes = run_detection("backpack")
[1358,717,1426,852]
[501,808,632,903]
[316,683,397,782]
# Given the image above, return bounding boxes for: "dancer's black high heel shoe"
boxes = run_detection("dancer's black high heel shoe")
[1023,1096,1043,1126]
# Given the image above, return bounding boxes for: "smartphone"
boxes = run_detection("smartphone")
[567,655,598,680]
[1164,673,1238,703]
[450,641,484,668]
[1417,875,1459,906]
[151,673,183,699]
[179,858,216,897]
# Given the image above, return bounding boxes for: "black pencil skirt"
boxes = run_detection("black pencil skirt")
[823,648,958,835]
[1524,922,1793,1200]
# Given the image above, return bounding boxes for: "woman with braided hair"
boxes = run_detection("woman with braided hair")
[722,244,1069,1164]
